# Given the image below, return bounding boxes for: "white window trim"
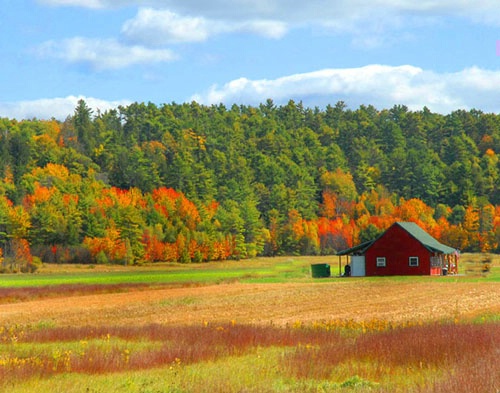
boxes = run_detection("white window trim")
[409,256,419,267]
[376,257,386,267]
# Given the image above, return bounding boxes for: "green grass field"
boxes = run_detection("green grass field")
[1,254,498,289]
[0,257,316,288]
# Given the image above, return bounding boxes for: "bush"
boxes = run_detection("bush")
[95,250,109,265]
[20,256,43,273]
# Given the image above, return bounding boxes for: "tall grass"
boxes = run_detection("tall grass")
[283,322,499,392]
[1,321,498,392]
[0,322,334,383]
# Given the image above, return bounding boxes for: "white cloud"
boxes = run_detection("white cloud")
[37,0,500,24]
[3,66,500,120]
[37,0,500,50]
[0,96,131,121]
[122,9,211,44]
[191,65,500,114]
[121,8,287,46]
[238,20,287,39]
[37,37,178,70]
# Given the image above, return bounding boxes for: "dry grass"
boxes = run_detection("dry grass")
[1,279,498,328]
[0,283,158,304]
[34,255,327,274]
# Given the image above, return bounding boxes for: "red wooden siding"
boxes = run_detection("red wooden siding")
[365,224,432,276]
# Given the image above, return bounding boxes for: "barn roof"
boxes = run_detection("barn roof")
[336,221,457,256]
[336,240,374,256]
[396,222,456,254]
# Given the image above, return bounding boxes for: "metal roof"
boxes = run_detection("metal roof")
[335,240,374,256]
[395,222,457,254]
[336,221,457,256]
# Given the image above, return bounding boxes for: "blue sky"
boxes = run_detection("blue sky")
[1,0,500,119]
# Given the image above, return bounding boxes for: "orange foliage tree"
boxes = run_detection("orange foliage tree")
[83,225,128,264]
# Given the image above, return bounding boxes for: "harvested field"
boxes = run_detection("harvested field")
[1,280,498,327]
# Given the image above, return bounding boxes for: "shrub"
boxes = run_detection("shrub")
[20,256,42,273]
[95,250,109,265]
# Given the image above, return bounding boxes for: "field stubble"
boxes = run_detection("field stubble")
[1,279,498,327]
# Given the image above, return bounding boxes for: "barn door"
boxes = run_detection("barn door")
[351,256,366,277]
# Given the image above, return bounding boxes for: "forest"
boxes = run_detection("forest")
[1,99,500,269]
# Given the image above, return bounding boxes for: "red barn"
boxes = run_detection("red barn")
[336,222,459,276]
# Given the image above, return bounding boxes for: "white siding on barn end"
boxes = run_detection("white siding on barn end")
[351,256,366,277]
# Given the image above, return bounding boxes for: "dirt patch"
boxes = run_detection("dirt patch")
[1,280,498,327]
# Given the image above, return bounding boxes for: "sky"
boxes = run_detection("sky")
[1,0,500,120]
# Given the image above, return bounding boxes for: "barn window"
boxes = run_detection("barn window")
[376,257,386,267]
[409,256,419,267]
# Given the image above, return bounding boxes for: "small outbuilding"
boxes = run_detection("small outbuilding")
[336,222,459,276]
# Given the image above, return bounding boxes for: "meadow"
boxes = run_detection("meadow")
[0,254,499,392]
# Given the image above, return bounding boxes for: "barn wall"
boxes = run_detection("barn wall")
[365,224,432,276]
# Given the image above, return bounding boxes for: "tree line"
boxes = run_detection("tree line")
[1,99,499,270]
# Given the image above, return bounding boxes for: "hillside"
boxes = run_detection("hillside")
[1,100,500,266]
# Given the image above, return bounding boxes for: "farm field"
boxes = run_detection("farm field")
[1,255,499,392]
